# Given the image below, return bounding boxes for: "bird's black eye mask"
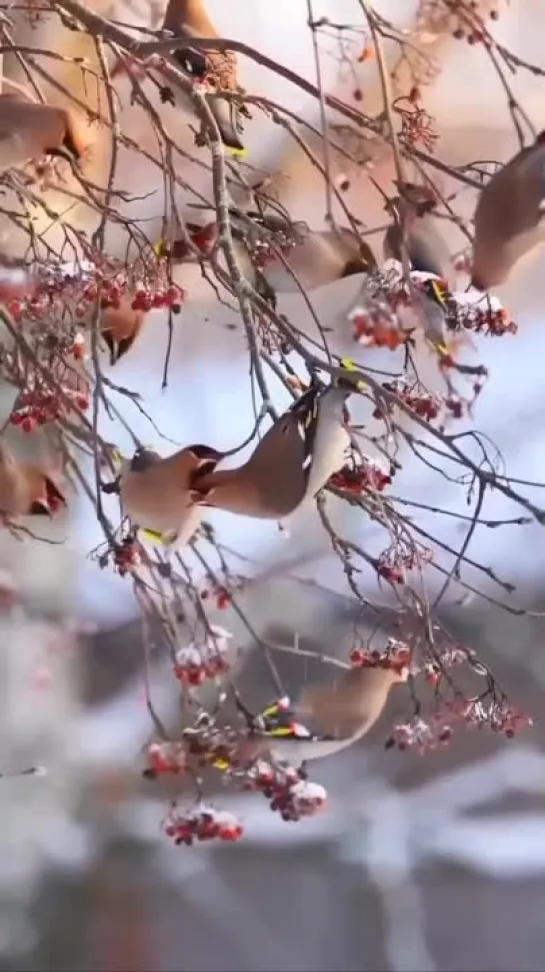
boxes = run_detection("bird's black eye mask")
[173,47,208,78]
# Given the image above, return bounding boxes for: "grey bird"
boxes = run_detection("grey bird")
[234,212,378,294]
[471,130,545,290]
[238,663,408,766]
[194,380,353,520]
[161,0,246,155]
[383,181,454,286]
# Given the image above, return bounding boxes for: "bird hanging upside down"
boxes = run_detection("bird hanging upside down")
[232,660,408,767]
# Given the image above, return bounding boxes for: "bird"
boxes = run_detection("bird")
[0,444,67,519]
[232,212,378,294]
[194,379,353,520]
[154,220,219,261]
[103,443,223,547]
[383,182,454,286]
[471,131,545,291]
[160,0,247,155]
[99,300,146,365]
[156,211,377,306]
[0,91,84,172]
[236,662,408,766]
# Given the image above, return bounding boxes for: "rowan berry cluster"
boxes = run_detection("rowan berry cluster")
[164,805,244,845]
[236,759,327,822]
[329,456,393,494]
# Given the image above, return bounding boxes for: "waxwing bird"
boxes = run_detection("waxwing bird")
[100,300,146,365]
[237,662,408,766]
[232,213,378,294]
[194,380,353,520]
[471,131,545,291]
[108,444,222,547]
[157,212,377,304]
[161,0,247,155]
[0,92,84,172]
[155,220,219,261]
[0,444,67,519]
[383,182,454,287]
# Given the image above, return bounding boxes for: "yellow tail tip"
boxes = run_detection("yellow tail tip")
[212,757,230,771]
[139,527,167,544]
[227,145,248,158]
[153,239,165,258]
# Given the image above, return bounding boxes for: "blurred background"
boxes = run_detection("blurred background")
[2,1,545,969]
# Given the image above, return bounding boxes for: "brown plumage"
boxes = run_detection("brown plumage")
[100,301,146,365]
[0,91,84,171]
[247,219,377,294]
[194,383,352,520]
[471,131,545,291]
[246,664,408,766]
[0,444,66,518]
[118,444,222,546]
[161,0,246,153]
[383,182,454,286]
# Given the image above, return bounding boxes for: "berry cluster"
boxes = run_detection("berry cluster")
[143,741,187,778]
[6,258,185,330]
[174,625,232,687]
[349,637,411,674]
[385,715,452,754]
[422,645,486,686]
[199,576,244,610]
[241,759,327,822]
[10,384,89,431]
[129,283,184,314]
[174,644,230,686]
[97,538,140,577]
[350,300,411,350]
[329,456,393,494]
[385,697,533,754]
[373,379,465,426]
[164,805,244,846]
[449,302,517,337]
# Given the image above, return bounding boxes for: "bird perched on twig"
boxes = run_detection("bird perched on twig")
[383,181,454,286]
[237,662,408,766]
[160,0,247,155]
[471,131,545,291]
[0,91,84,172]
[194,379,353,519]
[0,444,67,519]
